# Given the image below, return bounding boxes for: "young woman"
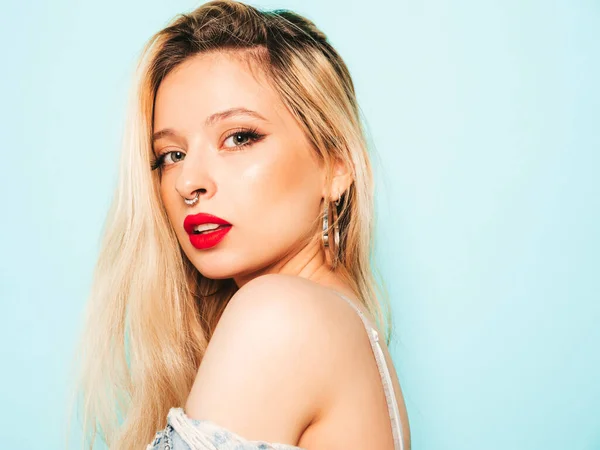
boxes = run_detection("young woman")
[74,1,411,449]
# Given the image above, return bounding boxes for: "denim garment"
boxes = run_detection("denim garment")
[146,407,305,450]
[147,291,405,450]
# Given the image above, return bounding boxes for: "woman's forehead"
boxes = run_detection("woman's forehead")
[153,52,287,130]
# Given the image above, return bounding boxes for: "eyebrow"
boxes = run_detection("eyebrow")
[152,107,268,143]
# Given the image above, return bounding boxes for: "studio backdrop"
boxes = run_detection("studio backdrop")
[1,1,598,449]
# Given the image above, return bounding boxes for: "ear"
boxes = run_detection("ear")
[321,158,353,200]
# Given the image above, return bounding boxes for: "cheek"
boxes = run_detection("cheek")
[233,148,322,235]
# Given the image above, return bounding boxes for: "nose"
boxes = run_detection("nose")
[174,150,216,204]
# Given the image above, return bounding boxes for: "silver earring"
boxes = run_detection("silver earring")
[184,192,199,206]
[322,196,341,269]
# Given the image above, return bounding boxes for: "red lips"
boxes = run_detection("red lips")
[183,213,232,250]
[183,213,231,235]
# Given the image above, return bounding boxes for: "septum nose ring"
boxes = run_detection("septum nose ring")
[183,192,199,206]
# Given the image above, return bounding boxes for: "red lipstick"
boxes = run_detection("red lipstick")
[183,213,232,250]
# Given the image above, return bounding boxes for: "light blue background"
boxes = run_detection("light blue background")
[1,1,598,449]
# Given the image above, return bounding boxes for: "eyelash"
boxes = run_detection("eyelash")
[150,127,265,171]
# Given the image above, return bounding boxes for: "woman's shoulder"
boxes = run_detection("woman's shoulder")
[222,273,374,359]
[227,273,369,327]
[182,273,363,446]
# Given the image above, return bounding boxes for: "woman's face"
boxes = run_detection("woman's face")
[153,51,328,284]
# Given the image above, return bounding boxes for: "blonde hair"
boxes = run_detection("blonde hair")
[70,1,396,448]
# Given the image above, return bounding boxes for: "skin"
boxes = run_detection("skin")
[152,51,411,449]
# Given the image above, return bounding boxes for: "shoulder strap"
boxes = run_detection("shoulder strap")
[331,291,405,450]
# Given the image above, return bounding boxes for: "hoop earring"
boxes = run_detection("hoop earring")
[322,196,341,269]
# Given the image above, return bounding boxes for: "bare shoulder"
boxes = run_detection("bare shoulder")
[183,274,365,446]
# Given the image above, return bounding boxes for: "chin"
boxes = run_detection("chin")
[185,252,242,280]
[198,266,235,280]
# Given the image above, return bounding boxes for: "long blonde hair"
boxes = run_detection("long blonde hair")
[71,1,396,448]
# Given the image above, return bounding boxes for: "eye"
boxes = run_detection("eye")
[149,128,266,171]
[150,150,185,171]
[223,127,265,150]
